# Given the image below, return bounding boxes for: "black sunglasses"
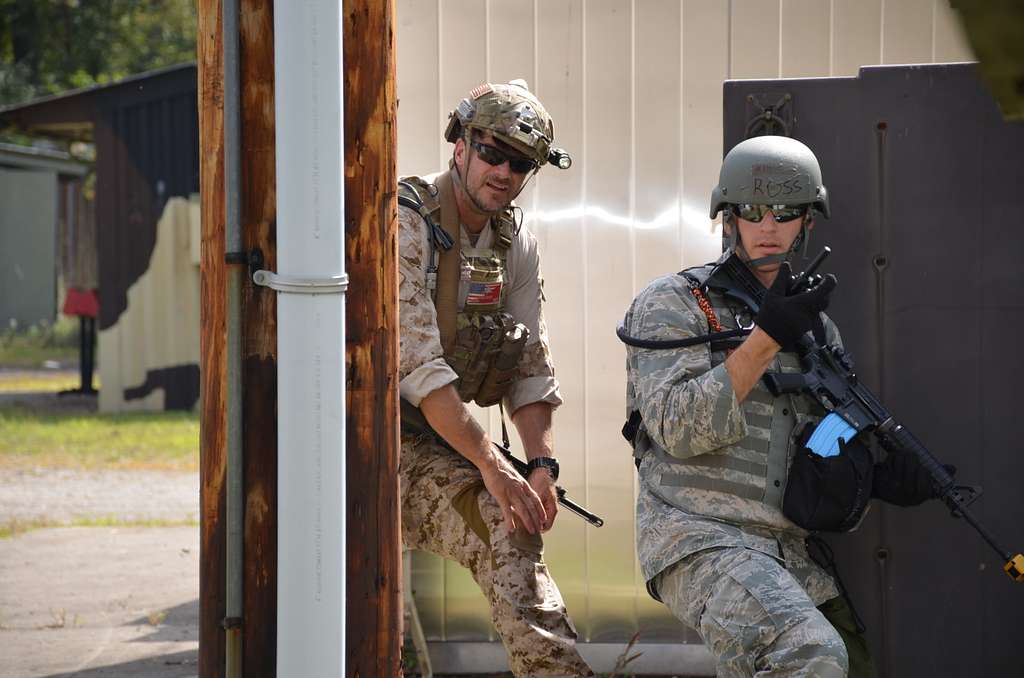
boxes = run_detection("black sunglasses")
[731,203,810,223]
[470,140,537,174]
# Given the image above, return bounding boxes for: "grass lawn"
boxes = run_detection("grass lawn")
[0,342,78,369]
[0,370,85,393]
[0,318,80,369]
[0,407,199,471]
[1,368,196,472]
[0,516,199,540]
[0,336,200,538]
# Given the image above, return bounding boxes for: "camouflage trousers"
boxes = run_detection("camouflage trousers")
[400,434,594,677]
[657,547,848,677]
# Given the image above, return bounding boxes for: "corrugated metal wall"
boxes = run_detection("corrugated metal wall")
[0,168,57,329]
[93,66,199,332]
[396,0,975,649]
[0,66,200,413]
[98,197,201,412]
[88,66,201,413]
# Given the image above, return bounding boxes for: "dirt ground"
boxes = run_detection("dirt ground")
[0,386,201,678]
[0,384,683,677]
[1,527,199,677]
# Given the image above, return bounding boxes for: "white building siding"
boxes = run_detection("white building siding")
[396,0,974,644]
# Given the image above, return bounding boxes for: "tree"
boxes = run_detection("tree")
[0,0,197,107]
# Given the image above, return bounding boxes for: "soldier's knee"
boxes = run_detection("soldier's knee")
[763,611,848,677]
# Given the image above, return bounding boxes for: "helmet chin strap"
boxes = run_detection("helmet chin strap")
[728,216,810,270]
[451,147,493,216]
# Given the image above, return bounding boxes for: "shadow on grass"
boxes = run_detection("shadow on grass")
[0,390,97,414]
[36,599,199,677]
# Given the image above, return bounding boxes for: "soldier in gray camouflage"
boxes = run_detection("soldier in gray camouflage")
[622,136,876,677]
[398,80,593,677]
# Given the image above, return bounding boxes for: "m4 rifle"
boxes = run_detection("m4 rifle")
[709,248,1024,582]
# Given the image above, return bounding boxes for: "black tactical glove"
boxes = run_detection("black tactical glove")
[871,449,956,507]
[755,262,837,351]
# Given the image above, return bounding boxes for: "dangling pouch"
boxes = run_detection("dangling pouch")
[449,313,506,402]
[475,320,530,407]
[783,423,874,533]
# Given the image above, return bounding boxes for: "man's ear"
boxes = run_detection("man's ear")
[454,137,467,172]
[805,215,815,232]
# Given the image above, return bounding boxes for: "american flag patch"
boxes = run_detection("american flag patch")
[466,281,502,306]
[469,83,494,99]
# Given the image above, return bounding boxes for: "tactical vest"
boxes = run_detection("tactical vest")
[632,266,824,531]
[398,172,529,407]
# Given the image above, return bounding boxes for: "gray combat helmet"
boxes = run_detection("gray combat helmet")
[709,135,829,219]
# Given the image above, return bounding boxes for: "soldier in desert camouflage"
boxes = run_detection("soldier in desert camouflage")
[621,136,878,677]
[396,80,593,677]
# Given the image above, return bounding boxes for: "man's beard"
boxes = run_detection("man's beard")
[464,167,513,215]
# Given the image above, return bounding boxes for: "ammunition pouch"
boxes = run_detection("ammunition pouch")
[783,426,874,533]
[448,312,530,407]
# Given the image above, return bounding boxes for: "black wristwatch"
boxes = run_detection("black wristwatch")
[525,457,559,482]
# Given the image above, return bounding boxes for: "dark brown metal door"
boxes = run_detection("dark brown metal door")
[724,62,1024,677]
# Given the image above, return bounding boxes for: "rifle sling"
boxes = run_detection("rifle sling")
[615,322,749,350]
[400,397,441,440]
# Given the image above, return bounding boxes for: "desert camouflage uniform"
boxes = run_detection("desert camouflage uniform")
[623,256,849,677]
[398,170,592,677]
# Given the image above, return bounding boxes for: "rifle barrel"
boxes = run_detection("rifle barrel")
[556,489,605,527]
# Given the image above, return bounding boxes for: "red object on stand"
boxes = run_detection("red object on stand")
[62,288,99,318]
[60,287,99,396]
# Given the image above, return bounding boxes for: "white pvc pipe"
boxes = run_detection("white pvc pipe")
[274,1,346,676]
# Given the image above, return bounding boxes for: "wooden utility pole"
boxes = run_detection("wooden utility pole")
[237,0,278,674]
[198,0,278,676]
[199,0,400,675]
[343,0,402,674]
[197,2,227,675]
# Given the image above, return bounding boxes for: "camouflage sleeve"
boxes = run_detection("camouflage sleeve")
[397,204,458,406]
[502,226,562,413]
[625,275,748,458]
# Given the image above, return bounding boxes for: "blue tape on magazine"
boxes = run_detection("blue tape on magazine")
[806,412,856,458]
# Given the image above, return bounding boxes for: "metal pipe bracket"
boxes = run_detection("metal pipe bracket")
[252,269,349,294]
